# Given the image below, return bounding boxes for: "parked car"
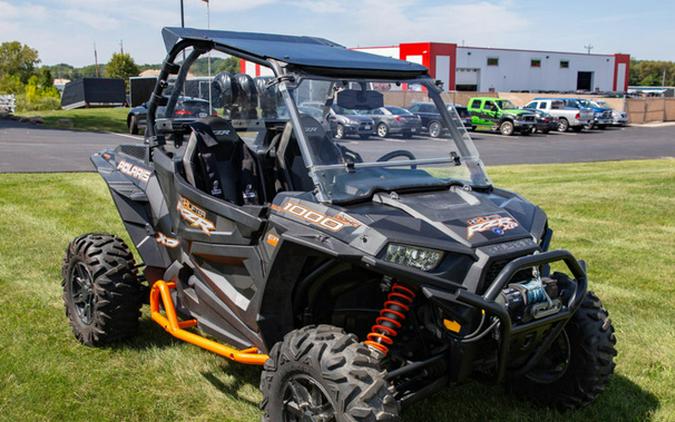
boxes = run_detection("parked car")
[407,102,443,137]
[127,96,211,134]
[592,100,628,126]
[523,108,559,134]
[575,99,614,129]
[525,99,593,132]
[359,106,422,138]
[467,97,536,136]
[452,105,476,131]
[407,102,474,138]
[300,102,374,139]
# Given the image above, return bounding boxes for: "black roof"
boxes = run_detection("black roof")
[162,27,428,78]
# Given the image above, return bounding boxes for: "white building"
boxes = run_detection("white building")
[351,42,630,93]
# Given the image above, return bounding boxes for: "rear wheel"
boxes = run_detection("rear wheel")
[261,325,399,421]
[428,121,442,138]
[499,120,515,136]
[558,118,569,132]
[377,123,389,138]
[62,234,143,346]
[508,291,617,410]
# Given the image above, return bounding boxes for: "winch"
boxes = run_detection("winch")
[499,269,562,322]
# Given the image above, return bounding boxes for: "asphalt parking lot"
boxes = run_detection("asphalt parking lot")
[0,118,673,172]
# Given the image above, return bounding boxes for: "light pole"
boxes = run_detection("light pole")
[180,0,185,27]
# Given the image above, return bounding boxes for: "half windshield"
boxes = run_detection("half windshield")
[284,77,490,203]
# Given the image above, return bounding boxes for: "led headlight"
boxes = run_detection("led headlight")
[384,244,443,271]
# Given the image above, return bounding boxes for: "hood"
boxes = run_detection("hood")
[271,188,544,258]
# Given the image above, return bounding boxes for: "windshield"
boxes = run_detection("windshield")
[284,77,489,203]
[495,99,517,109]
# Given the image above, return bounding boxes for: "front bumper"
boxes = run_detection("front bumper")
[513,120,536,130]
[344,122,374,135]
[362,249,587,383]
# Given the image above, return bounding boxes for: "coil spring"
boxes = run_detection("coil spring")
[364,283,416,356]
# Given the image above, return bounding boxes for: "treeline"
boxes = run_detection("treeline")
[630,60,675,87]
[45,56,240,80]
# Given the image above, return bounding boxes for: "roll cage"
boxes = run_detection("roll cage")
[145,27,490,203]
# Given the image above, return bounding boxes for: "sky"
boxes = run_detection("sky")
[1,0,673,67]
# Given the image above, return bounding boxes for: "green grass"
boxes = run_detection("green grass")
[0,159,673,421]
[16,108,129,133]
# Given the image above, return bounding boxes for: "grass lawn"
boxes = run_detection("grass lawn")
[16,107,129,133]
[0,159,673,421]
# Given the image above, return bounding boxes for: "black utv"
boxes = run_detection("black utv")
[62,27,616,421]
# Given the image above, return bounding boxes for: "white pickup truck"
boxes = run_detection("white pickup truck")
[524,99,593,132]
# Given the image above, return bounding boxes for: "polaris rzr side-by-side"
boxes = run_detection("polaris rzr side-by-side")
[61,27,616,421]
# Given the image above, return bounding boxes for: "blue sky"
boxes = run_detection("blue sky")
[1,0,673,66]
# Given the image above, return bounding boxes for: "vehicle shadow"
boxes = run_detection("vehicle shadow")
[404,373,658,422]
[201,362,262,407]
[109,317,182,351]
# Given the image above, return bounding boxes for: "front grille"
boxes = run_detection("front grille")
[521,115,535,122]
[480,257,532,294]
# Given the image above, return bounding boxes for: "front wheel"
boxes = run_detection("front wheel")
[499,120,515,136]
[376,123,389,138]
[508,291,617,410]
[128,115,139,135]
[260,325,399,421]
[335,124,345,139]
[62,234,144,346]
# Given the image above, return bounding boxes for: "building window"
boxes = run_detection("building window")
[487,57,499,66]
[531,59,542,68]
[560,60,570,69]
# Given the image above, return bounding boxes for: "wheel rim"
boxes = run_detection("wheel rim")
[558,120,568,132]
[335,125,344,139]
[282,374,336,422]
[69,262,95,325]
[377,124,387,137]
[501,122,513,135]
[525,331,571,384]
[429,122,440,137]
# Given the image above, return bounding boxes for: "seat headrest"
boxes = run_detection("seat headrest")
[193,116,239,144]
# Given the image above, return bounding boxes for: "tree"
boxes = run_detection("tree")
[0,41,40,83]
[105,52,139,81]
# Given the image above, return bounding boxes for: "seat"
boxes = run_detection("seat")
[183,116,262,205]
[276,115,344,192]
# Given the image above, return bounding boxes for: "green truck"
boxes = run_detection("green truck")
[467,97,537,136]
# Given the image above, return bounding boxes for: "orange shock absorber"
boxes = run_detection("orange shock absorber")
[364,283,416,356]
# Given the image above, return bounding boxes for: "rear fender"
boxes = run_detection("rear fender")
[91,149,172,268]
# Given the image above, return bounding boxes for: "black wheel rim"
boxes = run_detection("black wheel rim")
[525,330,571,384]
[282,374,336,422]
[70,262,95,325]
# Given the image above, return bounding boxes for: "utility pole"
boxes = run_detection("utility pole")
[120,40,124,54]
[662,68,667,86]
[94,42,99,77]
[584,44,594,54]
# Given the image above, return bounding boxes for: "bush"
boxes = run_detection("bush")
[15,75,61,112]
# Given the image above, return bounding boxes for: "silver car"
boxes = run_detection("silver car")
[359,106,422,138]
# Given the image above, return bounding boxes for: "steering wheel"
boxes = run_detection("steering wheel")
[376,150,417,169]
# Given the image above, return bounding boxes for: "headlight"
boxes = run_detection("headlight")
[348,119,359,125]
[384,244,443,271]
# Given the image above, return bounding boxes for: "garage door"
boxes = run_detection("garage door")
[456,68,480,91]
